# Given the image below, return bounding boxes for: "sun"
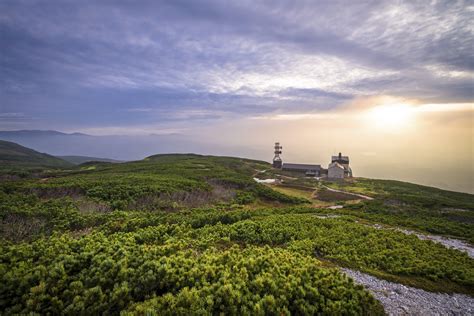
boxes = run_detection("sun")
[366,103,414,129]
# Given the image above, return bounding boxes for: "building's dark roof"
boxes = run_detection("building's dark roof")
[331,156,349,163]
[282,163,321,171]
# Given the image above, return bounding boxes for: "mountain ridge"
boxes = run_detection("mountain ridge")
[0,130,91,137]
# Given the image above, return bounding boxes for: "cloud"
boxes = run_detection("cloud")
[77,126,185,137]
[125,108,155,113]
[250,113,341,121]
[414,103,473,113]
[0,0,472,130]
[0,112,24,118]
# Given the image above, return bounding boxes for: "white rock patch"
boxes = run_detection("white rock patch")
[314,214,341,219]
[253,178,278,184]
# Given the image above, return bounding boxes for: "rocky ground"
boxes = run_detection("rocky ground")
[342,268,474,315]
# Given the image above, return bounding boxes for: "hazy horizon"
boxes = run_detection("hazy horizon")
[1,1,473,193]
[1,122,472,194]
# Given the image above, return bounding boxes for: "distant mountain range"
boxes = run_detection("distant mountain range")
[0,130,90,137]
[0,130,156,161]
[0,129,234,161]
[0,130,130,161]
[0,140,73,169]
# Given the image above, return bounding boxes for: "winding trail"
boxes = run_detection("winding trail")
[323,185,374,200]
[342,268,474,315]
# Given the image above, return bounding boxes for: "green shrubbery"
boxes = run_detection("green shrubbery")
[194,215,474,289]
[323,179,474,243]
[125,246,381,315]
[326,178,474,210]
[1,206,472,314]
[342,200,474,243]
[1,155,306,214]
[0,227,383,315]
[1,154,473,314]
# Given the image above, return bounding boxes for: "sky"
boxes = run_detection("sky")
[0,0,473,192]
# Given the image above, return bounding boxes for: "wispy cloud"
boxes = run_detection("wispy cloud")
[414,103,473,112]
[0,112,24,118]
[251,113,341,121]
[77,126,186,137]
[0,0,472,130]
[125,108,155,112]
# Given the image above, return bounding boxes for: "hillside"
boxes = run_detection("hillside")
[57,155,123,165]
[0,140,73,169]
[0,153,473,314]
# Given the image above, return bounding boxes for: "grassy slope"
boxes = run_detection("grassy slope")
[0,140,73,170]
[258,172,474,243]
[0,154,473,313]
[0,154,308,240]
[326,178,474,209]
[324,178,474,243]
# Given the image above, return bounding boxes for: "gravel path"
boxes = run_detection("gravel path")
[342,268,474,315]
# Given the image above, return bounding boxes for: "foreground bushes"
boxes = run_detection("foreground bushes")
[125,246,381,315]
[219,215,474,288]
[0,232,383,315]
[1,206,473,314]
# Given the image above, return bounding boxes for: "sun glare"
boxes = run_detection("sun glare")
[367,103,414,129]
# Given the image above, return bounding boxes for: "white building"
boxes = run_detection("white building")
[328,162,345,179]
[271,143,353,179]
[327,153,352,179]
